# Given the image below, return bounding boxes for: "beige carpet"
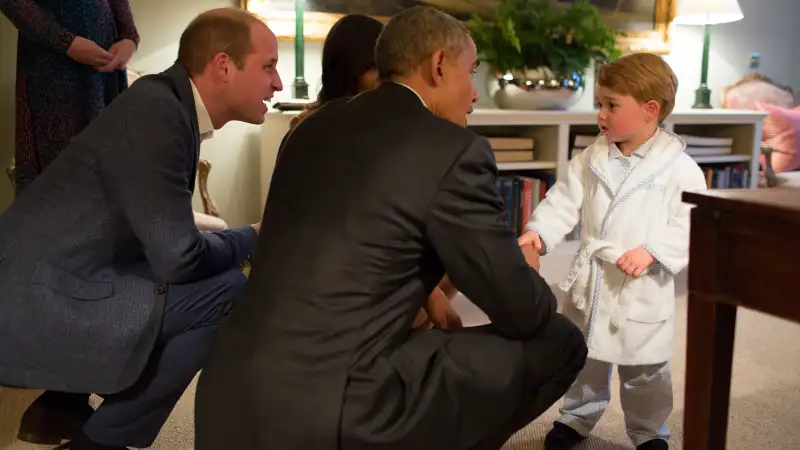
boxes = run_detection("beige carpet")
[2,242,799,449]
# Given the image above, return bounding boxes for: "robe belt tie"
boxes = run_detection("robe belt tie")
[558,239,650,329]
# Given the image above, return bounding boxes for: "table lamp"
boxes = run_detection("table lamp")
[673,0,744,109]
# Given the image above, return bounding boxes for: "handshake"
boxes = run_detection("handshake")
[517,230,542,272]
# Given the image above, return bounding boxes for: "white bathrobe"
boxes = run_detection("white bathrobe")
[527,130,707,365]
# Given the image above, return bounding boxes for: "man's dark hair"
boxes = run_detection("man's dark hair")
[375,6,471,80]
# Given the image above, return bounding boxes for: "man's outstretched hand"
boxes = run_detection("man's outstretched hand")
[520,242,541,272]
[518,230,542,253]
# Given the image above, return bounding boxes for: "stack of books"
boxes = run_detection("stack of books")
[486,137,535,162]
[679,135,733,156]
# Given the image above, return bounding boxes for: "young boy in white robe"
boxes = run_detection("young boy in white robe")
[519,53,707,450]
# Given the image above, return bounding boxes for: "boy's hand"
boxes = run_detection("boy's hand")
[616,247,654,277]
[518,230,542,252]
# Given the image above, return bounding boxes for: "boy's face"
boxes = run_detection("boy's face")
[595,85,658,143]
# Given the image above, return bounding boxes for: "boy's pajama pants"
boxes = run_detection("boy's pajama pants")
[556,358,673,447]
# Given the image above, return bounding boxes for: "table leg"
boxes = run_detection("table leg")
[683,295,737,449]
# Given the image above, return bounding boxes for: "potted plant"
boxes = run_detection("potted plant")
[469,0,623,110]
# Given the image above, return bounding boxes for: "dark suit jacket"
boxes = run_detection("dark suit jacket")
[195,83,556,450]
[0,64,258,394]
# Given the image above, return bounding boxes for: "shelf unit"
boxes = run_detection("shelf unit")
[466,108,767,188]
[259,108,768,208]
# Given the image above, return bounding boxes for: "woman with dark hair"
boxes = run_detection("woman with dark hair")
[291,13,384,127]
[289,13,461,330]
[318,13,384,103]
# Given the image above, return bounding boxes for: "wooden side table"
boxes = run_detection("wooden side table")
[682,188,800,449]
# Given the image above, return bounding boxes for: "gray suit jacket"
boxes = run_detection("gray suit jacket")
[0,63,258,394]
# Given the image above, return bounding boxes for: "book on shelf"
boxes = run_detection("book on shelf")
[685,146,732,156]
[487,136,536,164]
[487,137,535,150]
[703,163,750,189]
[682,134,734,157]
[495,171,556,237]
[494,150,535,162]
[679,135,733,147]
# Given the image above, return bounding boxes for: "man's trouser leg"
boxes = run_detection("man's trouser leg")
[80,269,247,448]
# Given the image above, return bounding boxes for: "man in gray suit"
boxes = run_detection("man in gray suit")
[0,8,282,450]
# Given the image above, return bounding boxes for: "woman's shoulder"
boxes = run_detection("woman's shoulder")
[289,102,321,130]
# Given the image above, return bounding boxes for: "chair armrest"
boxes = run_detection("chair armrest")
[197,158,221,217]
[195,158,251,271]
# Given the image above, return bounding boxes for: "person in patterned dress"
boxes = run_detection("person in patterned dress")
[0,0,139,195]
[0,0,138,445]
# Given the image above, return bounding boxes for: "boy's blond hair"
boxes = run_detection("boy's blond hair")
[596,53,678,123]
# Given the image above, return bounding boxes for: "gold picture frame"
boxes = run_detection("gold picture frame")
[241,0,384,42]
[612,0,677,54]
[241,0,676,54]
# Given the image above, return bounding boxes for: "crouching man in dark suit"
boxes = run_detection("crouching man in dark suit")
[195,6,587,450]
[0,8,283,450]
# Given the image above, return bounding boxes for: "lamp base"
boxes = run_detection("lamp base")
[292,77,309,100]
[692,84,712,109]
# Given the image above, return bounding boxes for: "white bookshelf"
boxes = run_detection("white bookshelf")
[466,108,767,187]
[259,108,768,208]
